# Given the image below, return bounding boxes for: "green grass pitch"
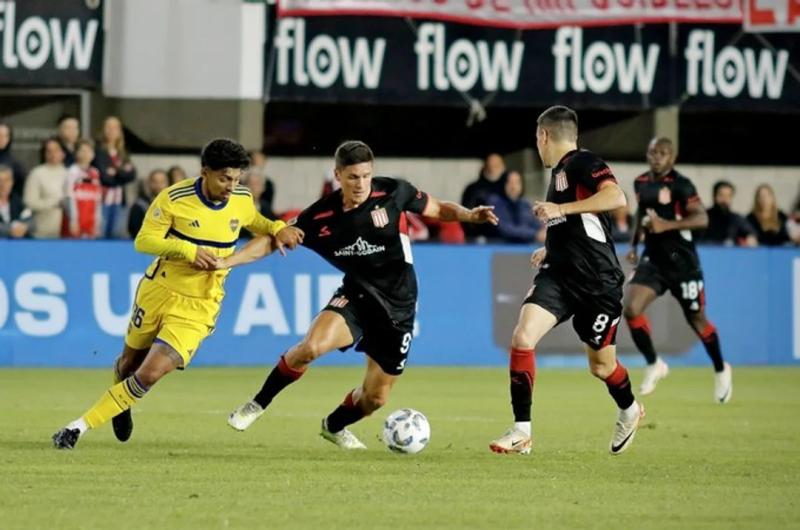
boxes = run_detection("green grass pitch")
[1,366,798,529]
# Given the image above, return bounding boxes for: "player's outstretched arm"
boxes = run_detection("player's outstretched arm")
[645,201,708,234]
[134,192,198,263]
[422,196,499,225]
[217,236,276,269]
[534,181,626,223]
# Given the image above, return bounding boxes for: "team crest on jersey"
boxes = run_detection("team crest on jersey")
[371,207,389,228]
[554,171,568,192]
[658,187,672,205]
[329,296,349,308]
[229,218,240,232]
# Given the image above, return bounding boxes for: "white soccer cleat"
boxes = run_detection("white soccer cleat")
[320,419,367,450]
[714,363,733,404]
[489,427,532,455]
[609,401,644,455]
[639,358,669,396]
[227,400,265,431]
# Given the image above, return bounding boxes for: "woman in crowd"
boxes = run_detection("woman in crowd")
[94,116,137,238]
[22,138,68,239]
[746,184,791,246]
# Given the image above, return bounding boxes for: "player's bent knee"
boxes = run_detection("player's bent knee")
[511,326,536,350]
[589,360,615,379]
[360,392,387,412]
[622,304,640,320]
[294,340,326,364]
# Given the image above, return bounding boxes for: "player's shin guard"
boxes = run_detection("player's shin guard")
[604,363,635,410]
[83,375,149,429]
[697,322,725,372]
[325,389,366,433]
[253,355,306,409]
[510,347,535,422]
[626,315,658,364]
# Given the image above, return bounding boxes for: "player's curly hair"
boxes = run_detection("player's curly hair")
[201,138,250,170]
[335,140,374,169]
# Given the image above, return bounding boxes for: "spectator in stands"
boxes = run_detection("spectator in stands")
[249,149,276,219]
[65,139,103,239]
[461,153,509,240]
[702,180,758,247]
[0,121,27,198]
[167,165,189,185]
[23,138,68,239]
[486,170,543,244]
[0,165,34,238]
[57,114,80,167]
[611,192,635,243]
[128,169,168,238]
[321,168,340,197]
[94,116,137,239]
[746,184,791,247]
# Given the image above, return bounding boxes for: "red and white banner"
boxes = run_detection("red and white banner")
[278,0,743,29]
[744,0,800,32]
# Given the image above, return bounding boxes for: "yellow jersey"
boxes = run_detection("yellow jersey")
[134,177,285,302]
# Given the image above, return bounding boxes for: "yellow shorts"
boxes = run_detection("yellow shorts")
[125,279,220,367]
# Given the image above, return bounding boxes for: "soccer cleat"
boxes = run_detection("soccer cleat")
[609,401,644,455]
[52,428,81,450]
[227,400,265,431]
[639,358,669,396]
[714,362,733,404]
[112,409,133,442]
[489,427,532,455]
[320,419,367,450]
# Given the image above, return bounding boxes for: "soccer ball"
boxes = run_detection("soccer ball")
[382,408,430,454]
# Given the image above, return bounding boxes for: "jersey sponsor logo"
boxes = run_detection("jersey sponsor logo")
[319,225,332,237]
[658,187,672,205]
[329,296,349,308]
[546,216,567,228]
[313,210,335,220]
[334,237,387,257]
[229,219,240,232]
[592,167,613,179]
[190,219,200,228]
[371,207,390,228]
[554,170,568,191]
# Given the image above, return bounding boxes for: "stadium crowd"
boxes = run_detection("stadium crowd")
[1,119,799,246]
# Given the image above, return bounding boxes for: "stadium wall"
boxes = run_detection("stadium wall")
[0,242,797,368]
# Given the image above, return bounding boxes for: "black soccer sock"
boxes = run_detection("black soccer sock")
[325,389,366,433]
[626,314,658,365]
[697,322,725,372]
[253,355,306,409]
[509,347,535,422]
[604,362,635,410]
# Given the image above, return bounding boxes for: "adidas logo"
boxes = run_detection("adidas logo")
[189,220,200,228]
[334,237,386,257]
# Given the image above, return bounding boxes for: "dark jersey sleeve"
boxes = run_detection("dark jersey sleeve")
[291,207,318,249]
[677,178,701,210]
[393,179,429,214]
[575,155,617,194]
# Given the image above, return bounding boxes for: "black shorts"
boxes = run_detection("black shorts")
[323,287,414,376]
[630,260,706,315]
[524,270,622,349]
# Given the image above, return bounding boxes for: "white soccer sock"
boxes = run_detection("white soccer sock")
[67,417,89,436]
[514,421,531,436]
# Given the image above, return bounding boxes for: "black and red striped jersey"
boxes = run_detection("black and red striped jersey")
[634,169,702,271]
[293,177,429,321]
[542,149,624,295]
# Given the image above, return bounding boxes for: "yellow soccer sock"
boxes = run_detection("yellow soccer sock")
[82,375,149,429]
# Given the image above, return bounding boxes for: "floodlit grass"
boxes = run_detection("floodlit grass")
[1,366,798,529]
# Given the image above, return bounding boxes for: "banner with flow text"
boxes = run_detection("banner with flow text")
[265,18,800,111]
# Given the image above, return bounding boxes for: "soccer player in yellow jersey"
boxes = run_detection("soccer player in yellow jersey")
[52,139,303,449]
